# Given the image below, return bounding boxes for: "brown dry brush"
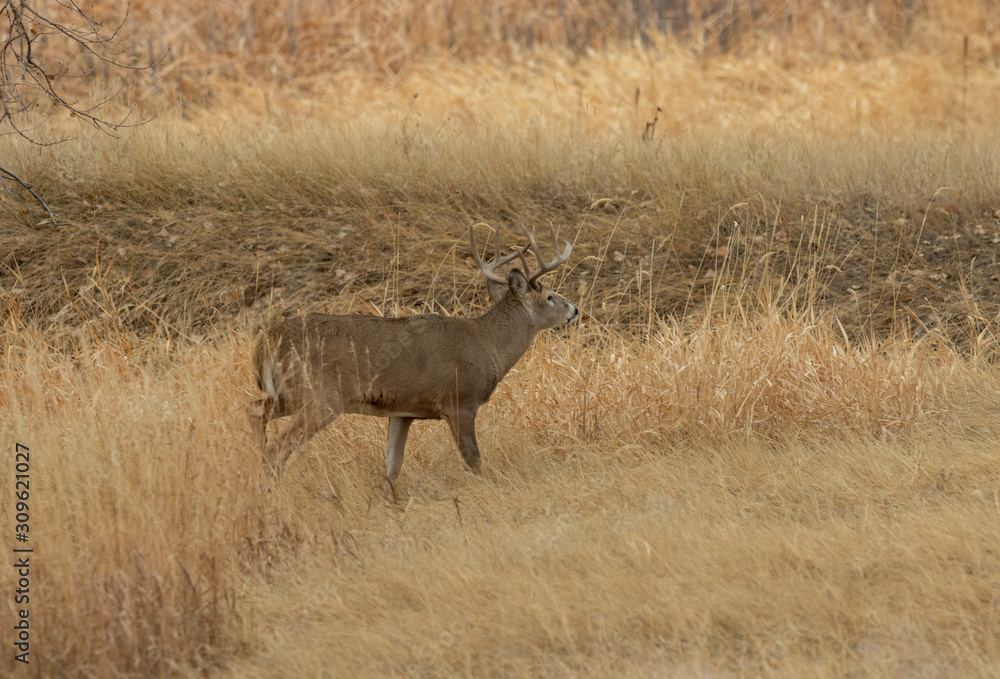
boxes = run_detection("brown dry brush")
[31,0,1000,91]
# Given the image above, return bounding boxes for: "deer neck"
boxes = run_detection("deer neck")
[475,296,540,376]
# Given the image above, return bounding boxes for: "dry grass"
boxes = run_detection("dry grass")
[33,0,1000,85]
[2,299,1000,676]
[3,3,1000,676]
[17,1,1000,135]
[6,112,1000,347]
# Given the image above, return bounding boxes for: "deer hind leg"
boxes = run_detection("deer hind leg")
[245,399,269,452]
[384,416,414,500]
[263,402,339,478]
[443,408,483,475]
[246,391,292,456]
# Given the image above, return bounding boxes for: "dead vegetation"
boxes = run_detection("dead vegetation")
[4,118,1000,350]
[3,297,999,677]
[2,2,1000,677]
[30,0,1000,86]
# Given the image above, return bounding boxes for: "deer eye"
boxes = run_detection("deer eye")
[547,294,555,306]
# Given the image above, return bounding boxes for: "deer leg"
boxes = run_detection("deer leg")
[264,404,338,478]
[386,417,414,483]
[245,399,269,452]
[384,416,414,500]
[443,408,482,475]
[246,392,292,456]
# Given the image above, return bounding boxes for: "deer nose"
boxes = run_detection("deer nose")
[568,306,580,323]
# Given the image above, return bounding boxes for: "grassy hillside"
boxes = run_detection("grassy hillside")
[7,110,1000,345]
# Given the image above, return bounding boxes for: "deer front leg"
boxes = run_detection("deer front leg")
[264,405,338,478]
[384,416,414,500]
[443,408,483,475]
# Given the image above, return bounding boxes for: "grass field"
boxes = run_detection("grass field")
[3,2,1000,677]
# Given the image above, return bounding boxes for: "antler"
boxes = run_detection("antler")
[469,223,527,284]
[519,223,572,288]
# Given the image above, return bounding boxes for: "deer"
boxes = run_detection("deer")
[246,223,578,496]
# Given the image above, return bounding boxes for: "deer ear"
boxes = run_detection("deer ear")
[485,277,506,302]
[507,269,528,297]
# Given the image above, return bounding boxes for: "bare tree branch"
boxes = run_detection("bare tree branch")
[2,0,147,136]
[0,164,70,226]
[1,0,150,225]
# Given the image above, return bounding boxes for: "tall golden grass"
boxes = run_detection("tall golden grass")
[3,289,1000,676]
[14,0,1000,131]
[38,0,1000,83]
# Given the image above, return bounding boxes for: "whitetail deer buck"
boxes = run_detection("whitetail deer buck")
[247,223,578,495]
